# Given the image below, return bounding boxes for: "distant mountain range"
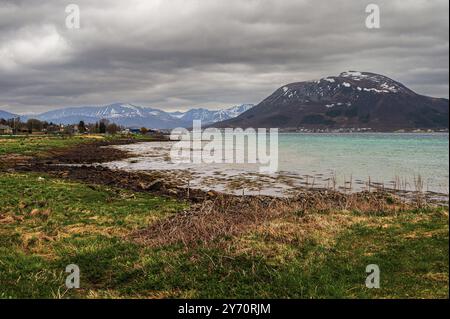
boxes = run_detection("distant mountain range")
[170,104,254,124]
[2,71,448,131]
[0,103,254,129]
[0,110,18,120]
[215,71,449,131]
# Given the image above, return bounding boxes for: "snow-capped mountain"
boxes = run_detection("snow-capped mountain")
[215,71,449,130]
[0,103,254,129]
[36,103,184,129]
[223,104,255,118]
[171,104,254,124]
[0,110,19,120]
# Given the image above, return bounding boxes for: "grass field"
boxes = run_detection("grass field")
[0,136,448,298]
[0,135,90,156]
[0,134,157,156]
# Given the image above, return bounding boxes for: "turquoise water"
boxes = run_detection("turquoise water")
[106,133,449,196]
[278,133,449,194]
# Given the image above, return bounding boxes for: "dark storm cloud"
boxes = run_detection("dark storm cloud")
[0,0,448,114]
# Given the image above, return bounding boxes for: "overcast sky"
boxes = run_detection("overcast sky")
[0,0,448,114]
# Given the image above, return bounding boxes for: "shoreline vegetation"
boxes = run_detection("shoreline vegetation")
[0,135,448,298]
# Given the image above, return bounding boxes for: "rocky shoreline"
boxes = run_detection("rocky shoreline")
[2,137,447,207]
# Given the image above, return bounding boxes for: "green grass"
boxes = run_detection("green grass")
[0,172,447,299]
[0,173,187,298]
[0,134,160,156]
[0,136,93,156]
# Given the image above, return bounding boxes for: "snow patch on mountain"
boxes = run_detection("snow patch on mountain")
[170,104,254,124]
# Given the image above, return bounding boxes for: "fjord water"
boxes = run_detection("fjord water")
[105,132,449,197]
[278,133,449,194]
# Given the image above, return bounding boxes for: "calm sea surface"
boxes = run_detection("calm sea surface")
[105,133,449,196]
[277,133,449,193]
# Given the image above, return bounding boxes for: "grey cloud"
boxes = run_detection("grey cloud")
[0,0,448,114]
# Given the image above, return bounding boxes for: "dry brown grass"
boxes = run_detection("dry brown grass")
[130,189,412,248]
[225,211,357,266]
[131,195,288,247]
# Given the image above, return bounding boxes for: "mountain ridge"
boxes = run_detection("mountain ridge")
[0,110,19,121]
[170,104,254,124]
[213,71,449,131]
[0,103,254,129]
